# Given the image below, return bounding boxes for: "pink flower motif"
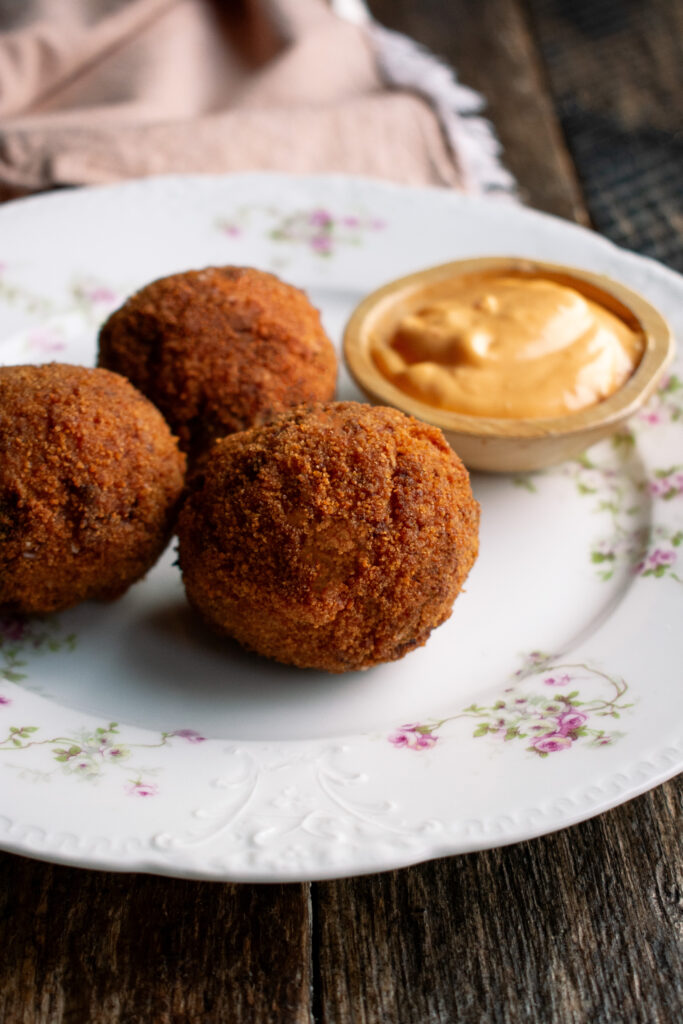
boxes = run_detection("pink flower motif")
[311,234,332,254]
[557,710,588,733]
[309,208,332,227]
[0,695,11,706]
[83,286,117,304]
[370,217,387,230]
[649,475,683,499]
[532,733,573,754]
[389,731,409,747]
[341,215,360,227]
[171,728,206,743]
[126,781,159,797]
[30,337,66,353]
[640,411,661,424]
[414,733,438,749]
[389,722,420,746]
[544,673,571,687]
[389,723,438,750]
[222,224,242,237]
[640,548,676,572]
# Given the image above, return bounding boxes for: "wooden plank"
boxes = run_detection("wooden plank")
[0,855,312,1024]
[368,0,588,222]
[525,0,683,269]
[314,780,683,1023]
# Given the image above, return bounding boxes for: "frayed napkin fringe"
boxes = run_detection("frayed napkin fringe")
[334,0,518,198]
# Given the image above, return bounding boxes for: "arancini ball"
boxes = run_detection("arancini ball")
[0,363,186,614]
[177,402,479,672]
[98,266,337,461]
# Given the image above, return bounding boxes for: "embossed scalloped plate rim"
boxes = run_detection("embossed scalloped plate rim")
[1,744,681,883]
[0,173,681,882]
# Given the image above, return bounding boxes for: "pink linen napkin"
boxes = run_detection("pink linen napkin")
[0,0,514,195]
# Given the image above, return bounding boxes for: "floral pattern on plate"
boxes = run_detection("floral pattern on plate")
[389,653,630,756]
[1,615,76,684]
[0,713,205,795]
[217,204,385,258]
[512,380,683,585]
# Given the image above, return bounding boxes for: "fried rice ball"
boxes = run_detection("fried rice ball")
[98,266,337,461]
[177,402,479,673]
[0,363,186,614]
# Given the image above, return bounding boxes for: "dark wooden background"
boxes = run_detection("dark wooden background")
[1,0,681,1021]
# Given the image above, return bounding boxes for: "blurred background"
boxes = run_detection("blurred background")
[0,0,680,269]
[368,0,682,270]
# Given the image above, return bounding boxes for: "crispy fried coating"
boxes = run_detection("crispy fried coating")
[0,364,186,614]
[98,266,337,461]
[177,402,479,672]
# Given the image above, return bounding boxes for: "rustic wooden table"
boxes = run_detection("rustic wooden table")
[1,1,681,1021]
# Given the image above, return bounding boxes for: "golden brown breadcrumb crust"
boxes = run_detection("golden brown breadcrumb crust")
[177,402,479,672]
[0,363,186,614]
[98,266,337,461]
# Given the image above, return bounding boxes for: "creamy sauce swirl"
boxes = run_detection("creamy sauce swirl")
[370,275,644,418]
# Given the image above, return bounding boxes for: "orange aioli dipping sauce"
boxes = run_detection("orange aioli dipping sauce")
[370,275,645,418]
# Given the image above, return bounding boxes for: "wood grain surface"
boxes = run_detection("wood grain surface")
[526,0,683,270]
[1,1,681,1021]
[0,870,311,1023]
[315,780,682,1024]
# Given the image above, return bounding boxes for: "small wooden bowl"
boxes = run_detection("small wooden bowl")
[343,256,674,472]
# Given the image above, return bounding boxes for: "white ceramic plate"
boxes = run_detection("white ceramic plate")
[0,174,681,882]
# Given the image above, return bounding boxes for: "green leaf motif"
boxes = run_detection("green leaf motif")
[611,431,635,449]
[513,476,537,493]
[1,670,26,682]
[661,375,681,394]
